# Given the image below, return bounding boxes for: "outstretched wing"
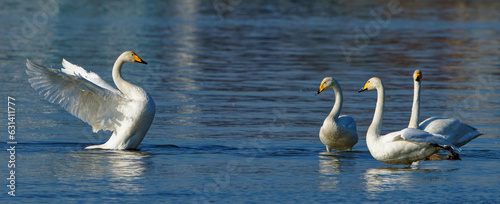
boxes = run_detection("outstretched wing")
[400,128,461,152]
[26,59,125,132]
[61,59,122,94]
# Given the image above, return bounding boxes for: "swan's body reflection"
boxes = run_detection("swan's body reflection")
[363,166,456,194]
[364,167,416,193]
[64,150,149,193]
[106,151,148,193]
[318,154,341,191]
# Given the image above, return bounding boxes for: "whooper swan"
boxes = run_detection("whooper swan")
[409,69,482,150]
[359,77,459,165]
[26,51,156,150]
[316,77,358,152]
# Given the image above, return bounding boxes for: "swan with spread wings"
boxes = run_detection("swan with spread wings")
[26,51,156,150]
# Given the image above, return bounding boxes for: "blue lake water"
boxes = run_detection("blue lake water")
[2,0,500,203]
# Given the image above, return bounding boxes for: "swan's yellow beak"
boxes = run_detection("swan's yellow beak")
[133,54,148,64]
[358,82,369,93]
[414,70,422,82]
[316,83,325,96]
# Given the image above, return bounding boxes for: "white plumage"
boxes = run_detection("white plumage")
[408,70,482,148]
[26,51,156,150]
[316,77,358,152]
[359,77,459,165]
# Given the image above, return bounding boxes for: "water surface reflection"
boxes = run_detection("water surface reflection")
[363,166,457,195]
[56,150,150,194]
[318,154,341,191]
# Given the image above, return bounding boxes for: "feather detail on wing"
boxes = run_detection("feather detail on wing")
[26,59,125,132]
[419,117,483,147]
[400,128,461,152]
[61,59,122,94]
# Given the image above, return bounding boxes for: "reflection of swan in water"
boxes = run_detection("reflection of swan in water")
[318,154,341,191]
[318,154,341,175]
[408,70,482,159]
[107,151,148,193]
[364,167,453,193]
[48,150,148,193]
[364,167,415,193]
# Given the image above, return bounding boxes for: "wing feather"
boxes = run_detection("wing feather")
[61,59,122,94]
[400,128,461,152]
[419,117,482,147]
[26,59,125,132]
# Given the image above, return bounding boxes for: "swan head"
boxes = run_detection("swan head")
[120,51,147,64]
[315,77,337,96]
[414,69,422,82]
[358,77,382,93]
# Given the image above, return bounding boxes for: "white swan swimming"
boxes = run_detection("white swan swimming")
[359,77,460,165]
[26,51,156,150]
[409,70,482,150]
[316,77,358,152]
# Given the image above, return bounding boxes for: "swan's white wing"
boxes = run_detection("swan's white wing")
[338,115,358,135]
[400,128,461,152]
[419,117,482,147]
[61,59,121,94]
[26,59,125,132]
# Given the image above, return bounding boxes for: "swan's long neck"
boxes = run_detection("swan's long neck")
[408,80,420,128]
[328,82,343,121]
[367,82,385,138]
[112,57,137,96]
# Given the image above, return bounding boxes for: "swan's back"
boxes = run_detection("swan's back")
[338,115,358,136]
